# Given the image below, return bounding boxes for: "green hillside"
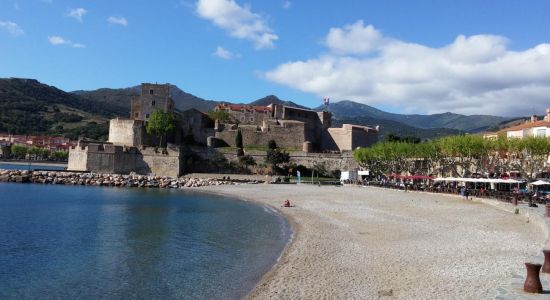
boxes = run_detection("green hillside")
[0,78,115,140]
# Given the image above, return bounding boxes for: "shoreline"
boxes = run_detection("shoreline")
[195,184,545,299]
[1,172,547,298]
[0,160,67,167]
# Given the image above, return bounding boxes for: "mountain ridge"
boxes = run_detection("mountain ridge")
[0,77,513,140]
[315,100,510,132]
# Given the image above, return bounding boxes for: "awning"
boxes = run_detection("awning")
[528,180,550,186]
[433,177,523,184]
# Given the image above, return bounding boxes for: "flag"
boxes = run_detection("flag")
[323,97,330,105]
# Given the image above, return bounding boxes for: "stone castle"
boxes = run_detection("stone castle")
[68,83,379,176]
[210,103,378,152]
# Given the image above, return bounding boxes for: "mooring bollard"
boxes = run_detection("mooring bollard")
[542,250,550,274]
[524,262,543,293]
[545,204,550,217]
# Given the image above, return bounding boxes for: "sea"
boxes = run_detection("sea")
[0,162,66,171]
[0,183,290,299]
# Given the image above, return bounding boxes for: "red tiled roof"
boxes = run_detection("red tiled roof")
[215,104,272,113]
[499,120,550,133]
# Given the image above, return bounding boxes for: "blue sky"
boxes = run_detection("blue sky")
[1,0,550,116]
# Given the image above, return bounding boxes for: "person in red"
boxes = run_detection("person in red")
[283,199,291,207]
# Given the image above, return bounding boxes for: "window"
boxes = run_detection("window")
[250,117,254,122]
[149,89,154,95]
[146,114,150,119]
[134,113,139,118]
[536,128,546,137]
[152,100,156,106]
[240,116,245,122]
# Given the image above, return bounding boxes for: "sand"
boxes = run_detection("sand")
[197,184,544,299]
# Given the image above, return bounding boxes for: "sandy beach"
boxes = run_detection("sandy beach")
[198,184,545,299]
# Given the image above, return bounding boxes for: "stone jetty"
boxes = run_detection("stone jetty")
[0,169,246,188]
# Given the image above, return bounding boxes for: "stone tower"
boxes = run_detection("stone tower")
[131,83,175,121]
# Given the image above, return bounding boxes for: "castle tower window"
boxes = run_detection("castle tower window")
[152,100,156,106]
[149,89,154,95]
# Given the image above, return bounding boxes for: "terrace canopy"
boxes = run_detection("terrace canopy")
[433,177,523,184]
[528,180,550,186]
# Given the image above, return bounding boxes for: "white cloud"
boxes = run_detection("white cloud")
[107,16,128,26]
[196,0,278,49]
[283,1,291,9]
[264,20,550,116]
[48,35,85,48]
[213,46,239,59]
[0,21,24,36]
[67,8,87,22]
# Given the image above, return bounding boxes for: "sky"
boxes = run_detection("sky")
[1,0,550,116]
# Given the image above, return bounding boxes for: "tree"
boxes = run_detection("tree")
[207,110,230,123]
[146,109,176,147]
[235,129,243,149]
[265,140,290,174]
[268,139,277,150]
[11,144,28,159]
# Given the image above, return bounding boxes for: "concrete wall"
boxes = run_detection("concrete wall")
[108,118,144,147]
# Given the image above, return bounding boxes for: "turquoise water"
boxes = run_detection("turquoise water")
[0,183,289,299]
[0,163,66,171]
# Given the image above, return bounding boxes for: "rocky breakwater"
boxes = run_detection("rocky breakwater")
[0,169,238,188]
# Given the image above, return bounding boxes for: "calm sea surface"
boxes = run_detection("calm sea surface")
[0,163,66,171]
[0,183,289,299]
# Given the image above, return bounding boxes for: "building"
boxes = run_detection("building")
[211,103,378,152]
[131,83,175,121]
[68,83,379,176]
[484,108,550,139]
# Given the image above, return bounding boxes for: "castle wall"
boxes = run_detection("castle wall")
[215,122,306,150]
[351,127,378,149]
[194,148,359,173]
[327,124,379,152]
[138,147,181,177]
[108,118,144,147]
[68,143,181,177]
[67,146,88,171]
[179,109,214,145]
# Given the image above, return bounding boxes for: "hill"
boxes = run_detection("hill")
[0,78,116,140]
[74,85,220,114]
[248,95,309,110]
[316,100,510,132]
[333,116,462,140]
